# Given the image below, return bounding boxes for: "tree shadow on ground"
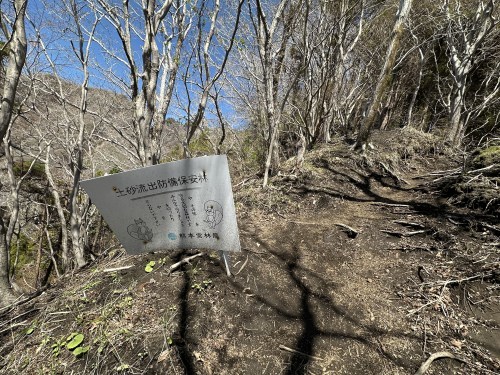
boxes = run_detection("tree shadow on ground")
[294,158,498,224]
[232,225,423,374]
[284,247,317,375]
[172,249,196,375]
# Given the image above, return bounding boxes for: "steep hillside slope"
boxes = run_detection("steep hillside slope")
[0,142,498,375]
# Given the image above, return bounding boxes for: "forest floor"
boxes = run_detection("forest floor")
[0,136,499,375]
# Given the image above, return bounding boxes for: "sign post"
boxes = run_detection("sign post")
[80,155,240,274]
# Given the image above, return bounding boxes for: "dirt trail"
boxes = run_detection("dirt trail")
[223,153,499,374]
[228,177,446,373]
[0,151,498,375]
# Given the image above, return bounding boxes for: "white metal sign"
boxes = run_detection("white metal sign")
[80,155,241,254]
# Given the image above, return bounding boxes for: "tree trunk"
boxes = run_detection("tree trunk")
[262,112,279,188]
[0,0,28,142]
[3,138,20,255]
[45,147,70,271]
[0,214,15,306]
[0,0,28,307]
[355,0,413,150]
[35,227,44,288]
[446,90,465,146]
[405,44,424,128]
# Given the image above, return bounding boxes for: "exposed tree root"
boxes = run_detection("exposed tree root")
[414,351,464,375]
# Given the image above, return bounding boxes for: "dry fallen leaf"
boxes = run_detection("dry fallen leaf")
[157,349,170,363]
[193,350,204,363]
[450,339,462,349]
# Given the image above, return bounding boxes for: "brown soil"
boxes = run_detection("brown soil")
[1,144,499,375]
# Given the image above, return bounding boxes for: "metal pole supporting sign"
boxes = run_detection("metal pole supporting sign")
[219,251,232,276]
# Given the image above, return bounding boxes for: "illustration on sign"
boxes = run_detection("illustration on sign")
[204,200,223,229]
[80,155,240,254]
[127,219,153,242]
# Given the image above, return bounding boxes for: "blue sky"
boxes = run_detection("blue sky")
[23,0,244,129]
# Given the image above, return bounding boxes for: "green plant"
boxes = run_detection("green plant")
[118,296,134,309]
[191,279,213,292]
[72,345,90,357]
[24,322,36,335]
[36,337,51,355]
[108,165,122,174]
[66,332,90,357]
[66,333,84,349]
[473,145,500,167]
[51,338,66,357]
[160,307,177,348]
[12,159,46,179]
[9,233,37,273]
[94,335,108,354]
[239,129,266,172]
[82,279,101,291]
[187,131,213,157]
[144,260,156,273]
[115,364,130,372]
[95,165,122,177]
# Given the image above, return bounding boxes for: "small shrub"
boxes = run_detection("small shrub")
[472,145,500,169]
[10,233,37,273]
[13,159,46,179]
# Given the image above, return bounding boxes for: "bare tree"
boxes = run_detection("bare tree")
[25,0,101,269]
[245,0,300,187]
[289,0,365,148]
[441,0,498,146]
[355,0,413,150]
[0,0,28,306]
[91,0,187,166]
[180,0,244,157]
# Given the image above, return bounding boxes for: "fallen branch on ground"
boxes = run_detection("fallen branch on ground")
[370,202,411,208]
[278,345,324,361]
[168,253,204,274]
[415,168,461,178]
[414,351,465,375]
[420,272,493,288]
[234,255,249,275]
[333,222,359,238]
[381,229,427,237]
[233,177,254,190]
[103,265,133,273]
[408,272,494,316]
[0,286,48,314]
[447,217,466,225]
[466,163,499,175]
[393,220,426,229]
[0,308,40,329]
[391,245,431,252]
[481,223,500,235]
[485,242,499,247]
[379,162,409,184]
